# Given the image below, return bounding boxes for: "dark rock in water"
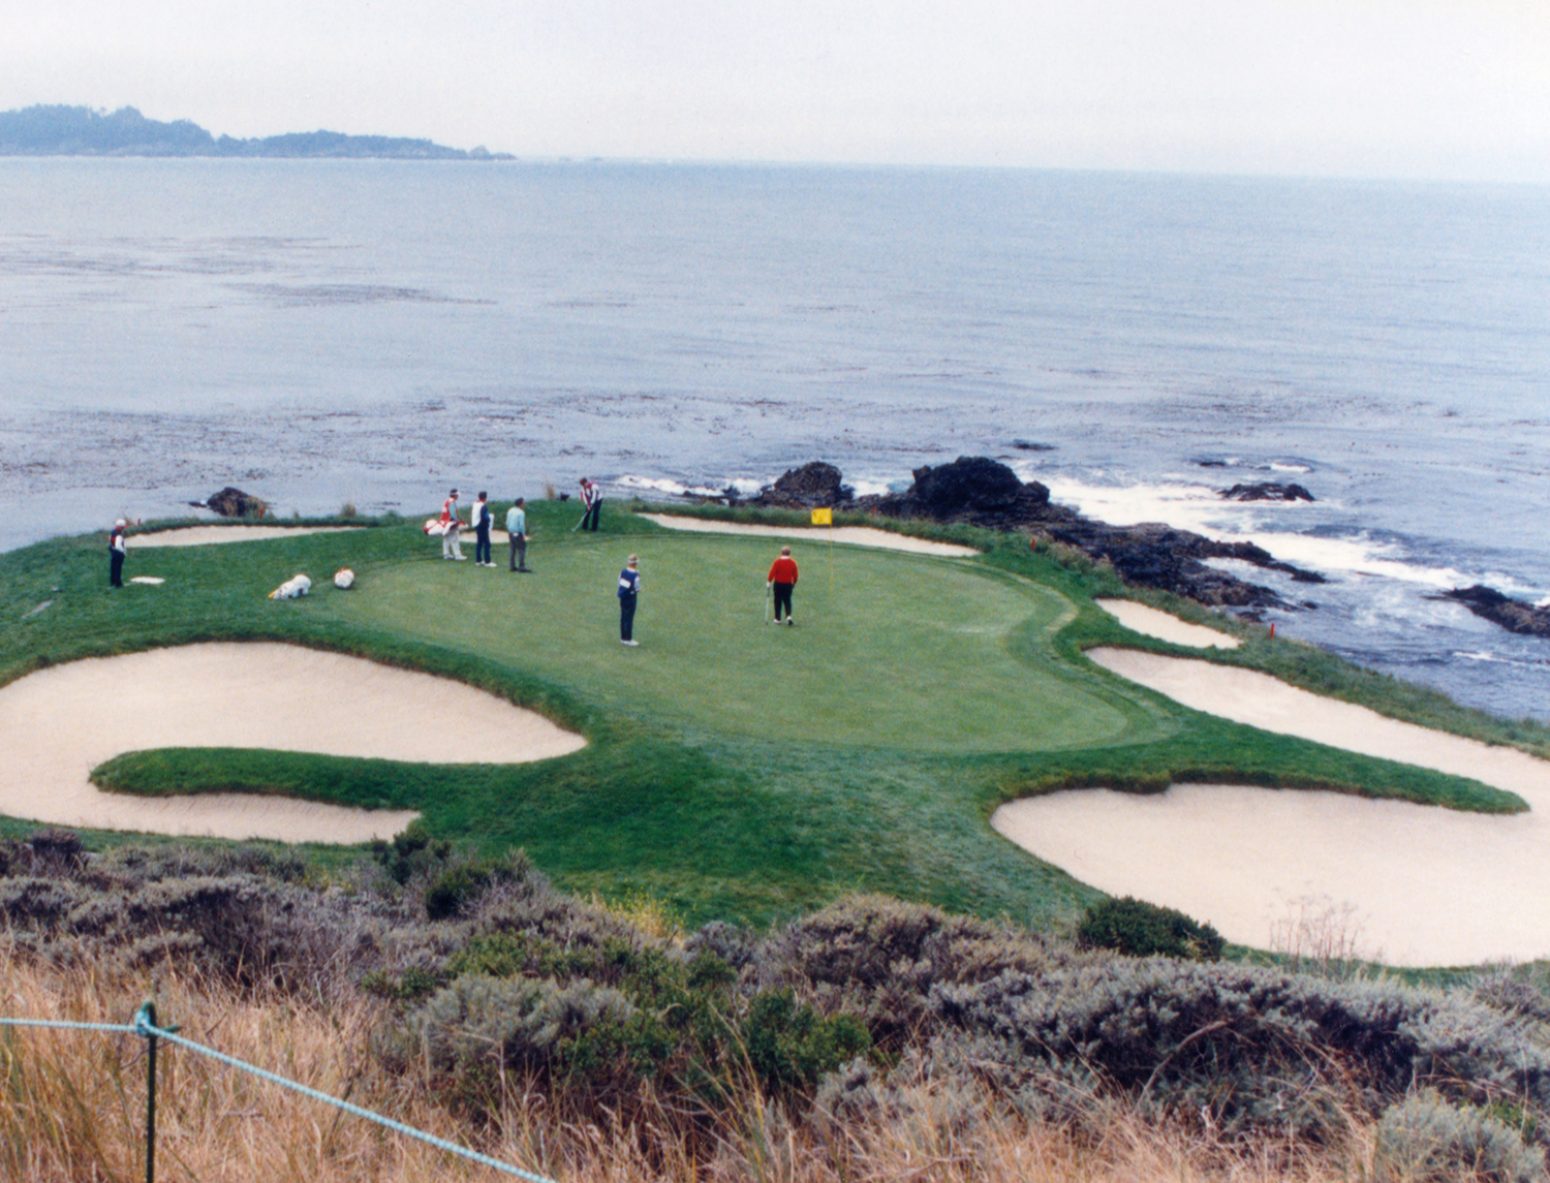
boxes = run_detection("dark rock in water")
[844,455,1321,611]
[1221,482,1315,502]
[1440,585,1550,637]
[1011,439,1055,452]
[1195,459,1231,468]
[750,461,852,508]
[1036,519,1323,609]
[911,455,1024,512]
[204,486,268,518]
[861,456,1052,528]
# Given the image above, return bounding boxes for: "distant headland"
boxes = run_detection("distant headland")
[0,104,512,160]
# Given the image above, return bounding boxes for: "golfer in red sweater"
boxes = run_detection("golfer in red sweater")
[767,546,799,626]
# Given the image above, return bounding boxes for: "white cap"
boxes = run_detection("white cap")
[115,518,127,528]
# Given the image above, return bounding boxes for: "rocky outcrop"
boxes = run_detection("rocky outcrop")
[1034,520,1322,610]
[858,457,1320,611]
[862,456,1052,529]
[746,462,852,509]
[1440,586,1550,637]
[200,487,268,518]
[1221,482,1315,502]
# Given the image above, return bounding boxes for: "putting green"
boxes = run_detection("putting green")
[321,534,1132,753]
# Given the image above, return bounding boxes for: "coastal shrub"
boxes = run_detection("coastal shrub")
[445,931,548,979]
[369,820,451,886]
[423,851,542,920]
[929,959,1550,1140]
[386,974,643,1106]
[760,895,1064,1044]
[96,840,307,887]
[0,877,89,930]
[467,874,640,955]
[742,989,872,1095]
[49,872,399,994]
[1076,895,1225,960]
[360,964,447,1004]
[118,875,374,988]
[20,828,85,873]
[1373,1092,1545,1183]
[1474,969,1550,1027]
[812,1050,994,1151]
[685,918,759,970]
[423,862,492,920]
[392,923,872,1114]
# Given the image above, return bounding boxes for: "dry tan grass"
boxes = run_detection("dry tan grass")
[0,953,1393,1183]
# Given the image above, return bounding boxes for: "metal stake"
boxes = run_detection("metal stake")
[142,1002,158,1183]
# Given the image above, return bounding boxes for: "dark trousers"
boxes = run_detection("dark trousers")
[583,500,602,531]
[475,525,492,564]
[619,594,637,641]
[109,549,125,588]
[509,534,527,571]
[773,582,794,621]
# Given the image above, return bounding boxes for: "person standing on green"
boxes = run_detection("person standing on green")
[506,498,530,572]
[472,491,494,567]
[617,554,641,646]
[767,545,798,626]
[108,518,128,588]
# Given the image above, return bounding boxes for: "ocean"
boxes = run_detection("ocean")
[2,158,1547,720]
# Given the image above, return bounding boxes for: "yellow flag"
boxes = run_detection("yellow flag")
[810,507,833,526]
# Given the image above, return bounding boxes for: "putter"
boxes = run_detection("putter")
[763,583,772,624]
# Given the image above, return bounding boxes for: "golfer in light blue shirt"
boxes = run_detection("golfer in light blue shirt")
[505,498,530,572]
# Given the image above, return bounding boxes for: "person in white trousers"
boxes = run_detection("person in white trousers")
[440,488,465,560]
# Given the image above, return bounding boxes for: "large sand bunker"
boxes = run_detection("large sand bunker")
[135,525,366,547]
[994,648,1550,965]
[0,644,585,843]
[640,514,979,556]
[1095,599,1242,649]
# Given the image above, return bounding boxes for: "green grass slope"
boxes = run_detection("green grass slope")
[2,502,1540,928]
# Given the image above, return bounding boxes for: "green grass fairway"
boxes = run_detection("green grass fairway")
[2,502,1539,929]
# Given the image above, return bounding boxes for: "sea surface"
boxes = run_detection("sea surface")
[2,159,1547,720]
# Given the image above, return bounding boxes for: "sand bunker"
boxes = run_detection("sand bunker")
[1095,599,1242,649]
[135,525,366,547]
[0,643,584,844]
[994,648,1550,965]
[640,514,979,556]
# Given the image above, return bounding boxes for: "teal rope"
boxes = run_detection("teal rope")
[133,1013,556,1183]
[0,1017,138,1035]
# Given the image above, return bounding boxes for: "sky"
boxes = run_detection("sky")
[5,0,1549,182]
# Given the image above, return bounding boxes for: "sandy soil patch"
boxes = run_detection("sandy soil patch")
[135,525,366,547]
[1095,599,1242,649]
[994,648,1550,965]
[640,514,979,556]
[0,643,584,843]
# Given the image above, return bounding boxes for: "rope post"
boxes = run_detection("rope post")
[138,1001,158,1183]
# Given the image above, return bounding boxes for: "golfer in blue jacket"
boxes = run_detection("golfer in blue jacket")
[617,554,641,646]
